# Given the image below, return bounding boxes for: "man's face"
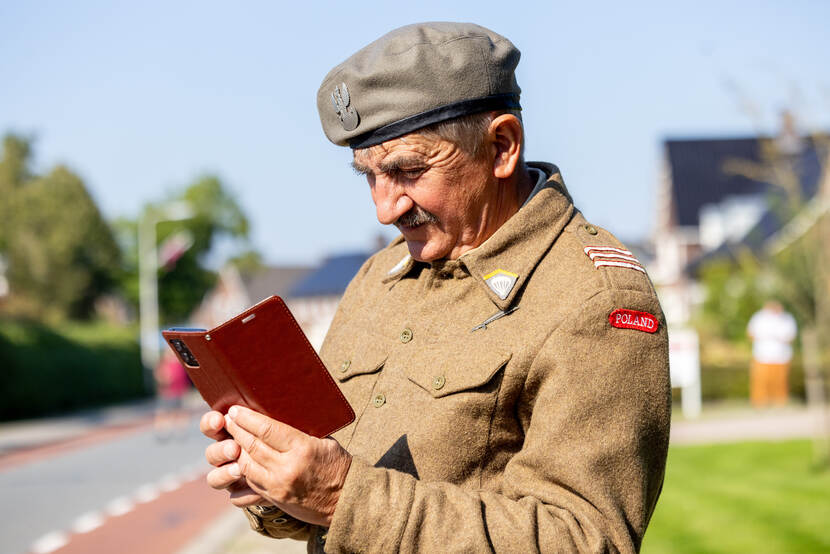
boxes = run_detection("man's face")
[351,133,494,262]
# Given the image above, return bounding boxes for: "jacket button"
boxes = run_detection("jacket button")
[340,360,351,372]
[583,224,598,235]
[373,393,386,407]
[400,328,413,343]
[432,375,446,390]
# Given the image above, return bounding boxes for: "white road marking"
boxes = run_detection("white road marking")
[29,460,208,553]
[105,496,135,517]
[72,510,105,533]
[180,462,208,482]
[159,473,182,492]
[134,483,161,503]
[30,531,69,554]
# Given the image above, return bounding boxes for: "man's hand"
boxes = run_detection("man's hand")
[200,410,270,507]
[223,405,352,527]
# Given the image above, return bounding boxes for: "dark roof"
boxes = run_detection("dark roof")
[288,252,370,297]
[665,136,823,227]
[685,207,783,276]
[242,266,313,301]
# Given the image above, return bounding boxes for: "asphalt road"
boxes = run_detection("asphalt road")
[0,418,212,554]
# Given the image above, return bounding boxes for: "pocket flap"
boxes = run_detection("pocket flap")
[328,337,387,382]
[405,348,512,398]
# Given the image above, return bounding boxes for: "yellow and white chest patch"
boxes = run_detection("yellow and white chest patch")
[483,269,519,300]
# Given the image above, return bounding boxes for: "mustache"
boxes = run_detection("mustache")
[396,206,438,228]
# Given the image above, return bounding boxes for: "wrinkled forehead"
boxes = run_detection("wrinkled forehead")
[352,132,442,166]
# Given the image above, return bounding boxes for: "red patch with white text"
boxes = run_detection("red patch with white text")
[609,309,659,333]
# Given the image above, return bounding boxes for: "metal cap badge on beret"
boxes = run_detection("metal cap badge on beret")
[317,22,521,149]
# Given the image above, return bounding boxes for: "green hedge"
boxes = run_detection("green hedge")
[0,319,150,421]
[698,358,806,402]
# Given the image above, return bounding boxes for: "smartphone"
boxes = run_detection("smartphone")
[162,296,354,438]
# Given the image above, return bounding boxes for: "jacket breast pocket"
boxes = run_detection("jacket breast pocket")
[403,348,512,399]
[396,347,512,482]
[321,325,388,382]
[321,329,390,446]
[320,328,387,438]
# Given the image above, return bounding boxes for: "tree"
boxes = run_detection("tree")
[0,135,32,252]
[0,134,121,319]
[228,249,265,275]
[118,175,254,323]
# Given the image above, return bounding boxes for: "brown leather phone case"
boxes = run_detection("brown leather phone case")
[161,296,354,438]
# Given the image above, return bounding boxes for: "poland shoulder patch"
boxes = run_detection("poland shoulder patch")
[609,308,659,333]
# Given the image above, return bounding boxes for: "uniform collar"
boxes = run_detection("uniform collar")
[381,162,575,309]
[459,162,574,310]
[381,236,418,284]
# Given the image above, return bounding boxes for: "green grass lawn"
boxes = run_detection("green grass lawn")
[643,440,830,553]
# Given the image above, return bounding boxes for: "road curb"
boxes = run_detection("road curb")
[670,406,825,445]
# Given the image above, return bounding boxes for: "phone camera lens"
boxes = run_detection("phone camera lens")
[168,339,199,367]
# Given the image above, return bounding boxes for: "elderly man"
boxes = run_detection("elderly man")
[201,22,670,553]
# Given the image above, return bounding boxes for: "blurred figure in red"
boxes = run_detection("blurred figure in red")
[154,349,191,440]
[747,300,798,408]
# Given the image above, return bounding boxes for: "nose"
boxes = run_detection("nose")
[371,175,414,226]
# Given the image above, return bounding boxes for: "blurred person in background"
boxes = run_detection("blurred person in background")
[154,348,190,440]
[747,300,798,408]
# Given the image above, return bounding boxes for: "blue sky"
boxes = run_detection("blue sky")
[1,1,828,264]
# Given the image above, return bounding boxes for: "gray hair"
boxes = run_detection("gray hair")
[353,110,525,161]
[419,110,525,159]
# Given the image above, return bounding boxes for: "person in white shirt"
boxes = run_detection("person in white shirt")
[747,300,798,407]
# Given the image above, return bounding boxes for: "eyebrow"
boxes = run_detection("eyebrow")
[350,160,371,175]
[351,155,427,176]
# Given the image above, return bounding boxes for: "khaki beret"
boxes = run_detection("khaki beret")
[317,22,521,149]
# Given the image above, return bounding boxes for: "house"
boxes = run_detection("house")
[651,116,827,326]
[192,264,313,330]
[285,252,370,349]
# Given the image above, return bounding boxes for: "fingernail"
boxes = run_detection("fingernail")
[224,414,232,428]
[211,413,222,428]
[228,406,239,418]
[228,463,240,478]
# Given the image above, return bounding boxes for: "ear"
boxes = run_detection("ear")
[489,114,523,180]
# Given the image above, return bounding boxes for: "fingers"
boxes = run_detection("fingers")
[206,462,244,491]
[224,412,276,468]
[205,439,241,467]
[227,484,270,507]
[226,405,303,453]
[235,448,278,498]
[204,467,268,507]
[199,411,230,441]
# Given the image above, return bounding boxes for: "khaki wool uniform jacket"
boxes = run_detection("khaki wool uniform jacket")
[247,162,671,553]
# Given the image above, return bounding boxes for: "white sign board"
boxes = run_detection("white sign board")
[669,327,701,419]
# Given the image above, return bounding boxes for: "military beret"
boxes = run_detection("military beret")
[317,22,522,149]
